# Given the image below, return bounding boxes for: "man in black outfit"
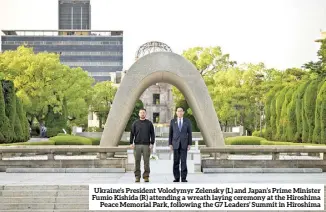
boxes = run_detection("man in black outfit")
[169,107,192,182]
[130,108,155,183]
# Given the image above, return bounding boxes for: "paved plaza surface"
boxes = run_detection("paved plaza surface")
[2,172,326,185]
[1,160,326,212]
[2,157,326,184]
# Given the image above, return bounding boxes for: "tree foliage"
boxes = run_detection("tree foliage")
[0,46,94,136]
[89,81,117,129]
[173,40,326,143]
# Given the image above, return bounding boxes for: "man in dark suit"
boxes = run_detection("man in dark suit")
[169,107,192,182]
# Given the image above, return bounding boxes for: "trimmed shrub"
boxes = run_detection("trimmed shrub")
[0,81,12,143]
[265,85,283,140]
[252,129,266,138]
[46,127,64,138]
[314,80,326,143]
[321,100,326,144]
[45,98,68,138]
[225,136,266,145]
[89,137,100,145]
[49,135,92,145]
[296,81,310,142]
[16,98,29,142]
[252,131,259,137]
[13,98,24,142]
[286,90,297,142]
[270,95,278,140]
[275,87,288,140]
[303,80,319,142]
[280,88,294,141]
[0,140,55,146]
[3,81,16,142]
[119,140,131,145]
[57,133,70,136]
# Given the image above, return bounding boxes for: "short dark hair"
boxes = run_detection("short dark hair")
[139,108,146,112]
[176,106,184,111]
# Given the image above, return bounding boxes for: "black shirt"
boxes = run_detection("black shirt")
[130,119,155,145]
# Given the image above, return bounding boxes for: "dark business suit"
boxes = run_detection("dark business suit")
[168,117,192,181]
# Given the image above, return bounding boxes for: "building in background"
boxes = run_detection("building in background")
[1,0,123,83]
[131,41,175,127]
[1,29,123,82]
[59,0,91,30]
[315,30,326,42]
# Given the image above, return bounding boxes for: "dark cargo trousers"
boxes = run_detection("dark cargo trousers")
[134,144,151,179]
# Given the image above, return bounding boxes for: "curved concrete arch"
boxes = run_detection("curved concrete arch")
[100,52,225,148]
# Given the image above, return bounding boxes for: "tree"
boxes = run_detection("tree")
[302,38,326,76]
[275,87,288,140]
[265,85,284,140]
[2,80,16,142]
[303,80,320,142]
[0,46,94,130]
[182,46,236,76]
[90,81,117,129]
[295,81,310,142]
[0,81,10,143]
[280,87,294,141]
[14,98,24,142]
[172,46,237,132]
[16,98,30,141]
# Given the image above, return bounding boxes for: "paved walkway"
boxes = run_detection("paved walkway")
[2,172,326,185]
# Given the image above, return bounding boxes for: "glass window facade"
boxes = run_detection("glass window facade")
[1,31,123,83]
[59,0,91,30]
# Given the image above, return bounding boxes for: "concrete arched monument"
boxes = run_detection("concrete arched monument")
[100,52,225,148]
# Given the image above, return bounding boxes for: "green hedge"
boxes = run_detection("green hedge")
[225,136,266,145]
[49,135,92,145]
[89,137,100,145]
[3,135,326,146]
[0,141,55,146]
[57,133,70,136]
[252,129,266,138]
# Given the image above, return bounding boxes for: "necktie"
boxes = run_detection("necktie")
[178,119,182,131]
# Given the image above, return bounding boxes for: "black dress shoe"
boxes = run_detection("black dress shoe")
[181,179,188,182]
[173,179,180,182]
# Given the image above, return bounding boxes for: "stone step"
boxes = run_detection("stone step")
[203,168,323,173]
[0,190,89,197]
[0,210,98,212]
[0,197,88,204]
[0,203,89,210]
[5,168,125,173]
[0,185,88,190]
[0,210,321,212]
[0,209,97,212]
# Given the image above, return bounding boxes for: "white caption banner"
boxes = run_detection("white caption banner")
[89,184,324,211]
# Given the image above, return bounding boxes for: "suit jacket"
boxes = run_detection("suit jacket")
[168,117,192,150]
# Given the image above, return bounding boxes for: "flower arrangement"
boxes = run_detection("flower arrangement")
[150,154,158,160]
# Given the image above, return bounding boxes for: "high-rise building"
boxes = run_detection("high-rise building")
[1,29,123,82]
[59,0,91,30]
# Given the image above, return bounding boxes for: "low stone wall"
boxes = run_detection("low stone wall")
[76,131,241,140]
[201,159,326,171]
[0,146,129,172]
[0,158,126,172]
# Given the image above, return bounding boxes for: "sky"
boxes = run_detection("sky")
[0,0,326,71]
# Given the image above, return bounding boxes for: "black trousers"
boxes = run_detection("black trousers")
[173,147,188,180]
